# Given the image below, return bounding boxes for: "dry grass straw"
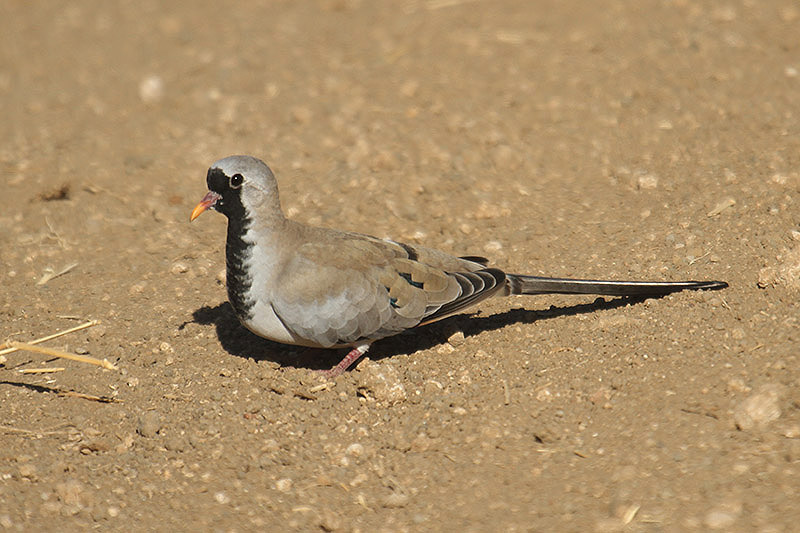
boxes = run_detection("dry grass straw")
[5,342,116,370]
[19,367,65,374]
[0,320,117,370]
[0,320,98,355]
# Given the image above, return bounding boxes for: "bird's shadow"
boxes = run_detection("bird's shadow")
[187,296,652,371]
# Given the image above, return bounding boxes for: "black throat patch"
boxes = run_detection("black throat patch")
[207,166,256,321]
[224,210,256,321]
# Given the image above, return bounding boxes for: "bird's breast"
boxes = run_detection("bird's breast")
[238,299,313,346]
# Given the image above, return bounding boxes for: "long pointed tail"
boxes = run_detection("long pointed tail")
[506,274,728,297]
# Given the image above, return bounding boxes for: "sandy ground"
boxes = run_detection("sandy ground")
[2,1,799,531]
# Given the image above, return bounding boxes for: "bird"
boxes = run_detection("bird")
[191,155,728,377]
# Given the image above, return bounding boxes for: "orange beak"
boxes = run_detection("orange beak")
[190,191,222,221]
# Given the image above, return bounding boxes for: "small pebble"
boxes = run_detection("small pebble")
[383,492,409,508]
[345,443,364,457]
[55,479,85,506]
[139,75,165,104]
[726,378,750,394]
[275,478,293,492]
[447,329,465,347]
[356,360,407,404]
[170,262,188,274]
[214,491,230,504]
[734,385,783,430]
[436,343,456,354]
[637,174,658,190]
[137,411,162,438]
[18,463,37,480]
[704,501,741,530]
[483,240,503,253]
[129,281,147,295]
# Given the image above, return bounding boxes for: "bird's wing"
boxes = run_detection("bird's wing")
[268,230,506,347]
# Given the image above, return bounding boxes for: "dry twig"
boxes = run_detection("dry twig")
[6,342,116,370]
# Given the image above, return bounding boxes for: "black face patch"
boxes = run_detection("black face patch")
[206,167,245,220]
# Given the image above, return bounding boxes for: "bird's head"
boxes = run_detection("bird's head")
[190,155,280,222]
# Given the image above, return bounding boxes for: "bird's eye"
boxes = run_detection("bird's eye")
[230,173,244,188]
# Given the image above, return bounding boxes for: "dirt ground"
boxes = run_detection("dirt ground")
[2,1,799,531]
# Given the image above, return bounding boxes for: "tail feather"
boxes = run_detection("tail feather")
[506,274,728,297]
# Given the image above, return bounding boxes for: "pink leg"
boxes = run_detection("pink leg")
[322,344,370,378]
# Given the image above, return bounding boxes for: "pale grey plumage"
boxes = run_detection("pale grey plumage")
[192,155,728,376]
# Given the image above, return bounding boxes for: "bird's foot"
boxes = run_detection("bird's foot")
[320,344,371,378]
